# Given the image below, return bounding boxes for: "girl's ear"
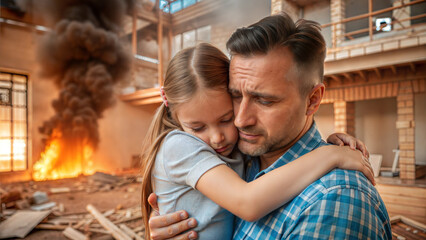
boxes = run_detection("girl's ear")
[306,83,325,116]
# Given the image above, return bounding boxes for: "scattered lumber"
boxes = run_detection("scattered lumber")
[86,204,132,240]
[50,187,71,194]
[119,224,143,240]
[63,227,88,240]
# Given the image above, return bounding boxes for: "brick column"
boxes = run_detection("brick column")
[393,0,411,30]
[334,101,355,136]
[330,0,346,46]
[271,0,299,20]
[396,81,415,179]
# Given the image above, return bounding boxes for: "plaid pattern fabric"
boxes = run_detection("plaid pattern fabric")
[233,122,392,240]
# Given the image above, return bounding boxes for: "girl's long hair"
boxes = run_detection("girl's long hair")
[141,43,229,239]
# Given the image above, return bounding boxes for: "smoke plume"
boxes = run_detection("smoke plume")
[37,0,137,149]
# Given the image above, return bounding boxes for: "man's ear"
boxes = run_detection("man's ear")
[306,83,325,116]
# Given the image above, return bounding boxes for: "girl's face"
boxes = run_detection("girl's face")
[175,88,238,157]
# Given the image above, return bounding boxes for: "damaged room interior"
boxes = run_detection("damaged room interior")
[0,0,425,239]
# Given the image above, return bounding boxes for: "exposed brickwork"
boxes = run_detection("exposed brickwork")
[397,81,416,179]
[330,0,345,46]
[333,101,355,136]
[323,77,426,179]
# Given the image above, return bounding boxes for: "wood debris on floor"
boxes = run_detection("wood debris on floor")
[0,171,144,239]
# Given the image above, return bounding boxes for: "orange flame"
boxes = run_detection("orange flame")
[32,130,95,181]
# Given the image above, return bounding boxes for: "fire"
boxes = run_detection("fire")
[32,130,95,181]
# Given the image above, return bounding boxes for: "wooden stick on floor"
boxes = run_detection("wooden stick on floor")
[62,227,87,240]
[86,204,132,240]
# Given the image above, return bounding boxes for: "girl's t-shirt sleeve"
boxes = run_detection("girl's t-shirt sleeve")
[161,131,226,188]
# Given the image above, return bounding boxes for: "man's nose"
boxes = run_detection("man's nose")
[234,98,256,129]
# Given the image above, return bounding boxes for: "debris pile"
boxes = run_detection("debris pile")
[0,172,144,239]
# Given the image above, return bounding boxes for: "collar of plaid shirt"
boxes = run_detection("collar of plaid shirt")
[246,121,324,182]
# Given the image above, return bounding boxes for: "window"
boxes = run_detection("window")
[0,71,28,172]
[158,0,202,13]
[173,25,211,56]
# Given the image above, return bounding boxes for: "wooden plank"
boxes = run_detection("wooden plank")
[63,227,87,240]
[119,224,143,240]
[86,204,131,240]
[0,210,51,238]
[157,6,164,86]
[382,203,426,218]
[380,193,426,208]
[376,185,426,199]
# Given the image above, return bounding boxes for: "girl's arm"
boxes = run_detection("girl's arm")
[196,145,374,222]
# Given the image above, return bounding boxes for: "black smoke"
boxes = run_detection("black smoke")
[37,0,137,149]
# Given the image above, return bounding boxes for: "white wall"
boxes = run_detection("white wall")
[304,0,332,48]
[315,103,335,140]
[93,101,159,171]
[355,98,398,167]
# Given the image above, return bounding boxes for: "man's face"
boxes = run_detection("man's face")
[229,47,309,159]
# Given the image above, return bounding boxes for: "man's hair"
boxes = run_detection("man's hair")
[226,12,326,96]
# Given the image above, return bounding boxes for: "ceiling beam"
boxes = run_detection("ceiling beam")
[390,65,397,75]
[357,70,367,81]
[374,68,382,78]
[409,63,416,73]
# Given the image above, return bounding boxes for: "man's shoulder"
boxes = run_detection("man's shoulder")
[297,169,380,207]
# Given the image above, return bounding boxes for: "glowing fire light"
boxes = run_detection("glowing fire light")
[32,130,95,181]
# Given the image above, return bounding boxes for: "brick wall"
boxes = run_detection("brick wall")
[323,77,426,179]
[330,0,345,46]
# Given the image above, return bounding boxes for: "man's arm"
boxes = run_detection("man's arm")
[148,193,198,240]
[286,187,391,240]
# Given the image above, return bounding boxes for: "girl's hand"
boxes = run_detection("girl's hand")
[327,133,369,158]
[328,145,376,185]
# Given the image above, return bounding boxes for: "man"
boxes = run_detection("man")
[148,13,392,239]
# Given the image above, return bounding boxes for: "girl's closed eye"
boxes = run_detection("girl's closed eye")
[221,117,233,123]
[191,126,205,132]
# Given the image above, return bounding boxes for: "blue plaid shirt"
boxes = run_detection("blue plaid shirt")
[233,123,392,239]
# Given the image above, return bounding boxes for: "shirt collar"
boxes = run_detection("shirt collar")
[253,121,324,179]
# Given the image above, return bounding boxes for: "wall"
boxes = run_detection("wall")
[0,23,48,172]
[210,0,271,53]
[355,98,398,167]
[93,101,159,171]
[304,0,332,48]
[315,103,335,139]
[415,93,426,165]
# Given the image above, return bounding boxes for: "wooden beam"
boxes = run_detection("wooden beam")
[368,0,373,41]
[168,28,173,61]
[357,70,367,81]
[62,227,87,240]
[119,224,143,240]
[330,75,342,84]
[409,63,416,73]
[86,205,132,240]
[157,5,164,86]
[343,73,352,82]
[390,65,397,75]
[132,11,137,55]
[374,68,382,78]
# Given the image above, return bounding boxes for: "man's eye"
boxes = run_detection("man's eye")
[258,99,273,105]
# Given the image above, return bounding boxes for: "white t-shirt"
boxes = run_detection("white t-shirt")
[152,130,244,240]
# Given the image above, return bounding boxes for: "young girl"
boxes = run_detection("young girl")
[141,43,374,240]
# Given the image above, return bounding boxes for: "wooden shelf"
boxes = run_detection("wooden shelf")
[120,87,162,106]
